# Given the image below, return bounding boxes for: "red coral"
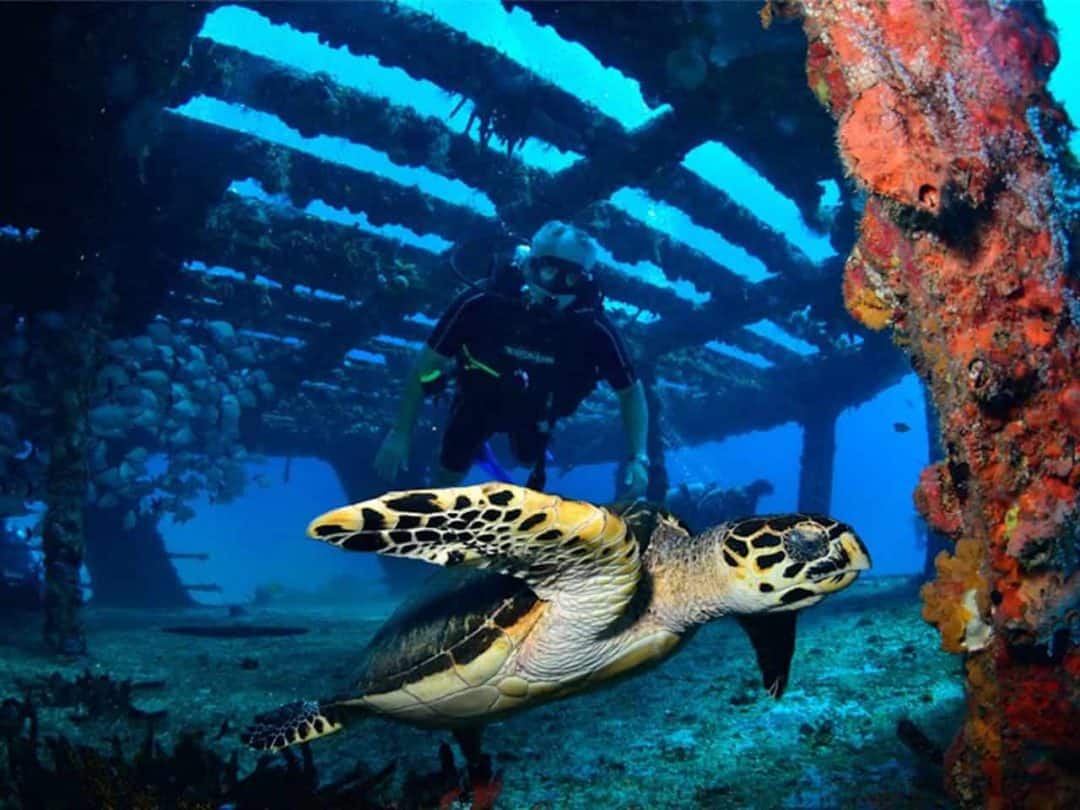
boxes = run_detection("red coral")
[915,463,964,537]
[1061,383,1080,435]
[1007,479,1076,561]
[839,83,951,209]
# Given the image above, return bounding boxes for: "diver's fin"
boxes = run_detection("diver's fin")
[736,611,797,699]
[308,483,641,633]
[242,698,357,752]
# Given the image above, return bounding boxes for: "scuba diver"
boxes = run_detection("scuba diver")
[374,220,649,498]
[665,479,776,532]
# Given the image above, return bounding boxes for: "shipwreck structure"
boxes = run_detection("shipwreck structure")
[0,2,1076,805]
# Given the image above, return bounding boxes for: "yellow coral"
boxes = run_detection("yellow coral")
[811,76,831,107]
[846,283,894,330]
[920,536,990,653]
[960,655,1003,770]
[843,251,895,331]
[1003,503,1019,540]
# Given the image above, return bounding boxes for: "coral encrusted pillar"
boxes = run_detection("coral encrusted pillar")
[783,1,1079,806]
[40,266,113,655]
[42,322,93,656]
[639,364,670,504]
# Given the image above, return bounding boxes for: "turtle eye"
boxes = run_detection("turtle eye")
[782,524,830,562]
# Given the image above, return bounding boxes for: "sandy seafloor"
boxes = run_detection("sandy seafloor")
[0,575,962,809]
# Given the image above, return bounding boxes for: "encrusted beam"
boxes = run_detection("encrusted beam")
[582,202,751,301]
[640,277,791,358]
[500,105,714,235]
[198,197,451,310]
[581,196,842,357]
[170,275,349,341]
[647,166,823,282]
[727,329,809,367]
[254,1,621,156]
[176,38,541,210]
[159,112,492,240]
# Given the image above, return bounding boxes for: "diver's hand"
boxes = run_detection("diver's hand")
[374,428,410,481]
[622,458,649,500]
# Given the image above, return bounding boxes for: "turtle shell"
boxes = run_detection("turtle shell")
[355,567,537,696]
[353,502,678,698]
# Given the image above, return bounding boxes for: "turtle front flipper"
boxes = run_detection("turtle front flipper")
[309,483,641,633]
[242,699,354,752]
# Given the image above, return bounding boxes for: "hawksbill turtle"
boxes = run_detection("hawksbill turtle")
[244,483,870,780]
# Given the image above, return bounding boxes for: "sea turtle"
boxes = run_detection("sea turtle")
[244,483,870,781]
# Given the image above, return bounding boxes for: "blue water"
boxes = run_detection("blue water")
[1047,0,1080,156]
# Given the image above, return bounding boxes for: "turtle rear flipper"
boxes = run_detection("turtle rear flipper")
[308,483,642,634]
[242,699,354,752]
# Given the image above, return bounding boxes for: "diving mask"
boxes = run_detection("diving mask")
[524,256,593,313]
[527,255,590,295]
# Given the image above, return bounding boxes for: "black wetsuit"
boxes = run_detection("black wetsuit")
[427,284,635,480]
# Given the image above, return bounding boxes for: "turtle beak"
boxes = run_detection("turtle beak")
[839,529,872,572]
[807,530,871,590]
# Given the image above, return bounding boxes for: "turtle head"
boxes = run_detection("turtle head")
[712,514,871,613]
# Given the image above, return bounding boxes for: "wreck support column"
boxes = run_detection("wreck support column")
[40,263,114,655]
[41,325,93,656]
[639,365,670,504]
[797,406,836,515]
[788,1,1079,806]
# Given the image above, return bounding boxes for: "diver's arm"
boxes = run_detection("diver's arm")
[375,345,451,480]
[390,345,452,437]
[615,380,648,462]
